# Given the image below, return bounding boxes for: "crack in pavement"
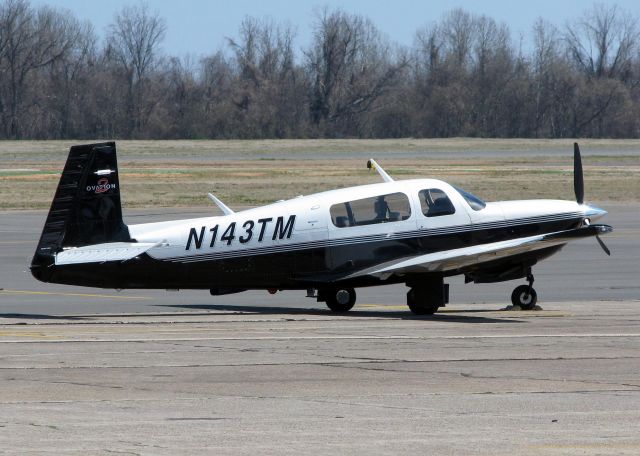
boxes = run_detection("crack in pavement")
[458,372,640,390]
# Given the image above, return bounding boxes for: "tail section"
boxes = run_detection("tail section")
[31,142,130,282]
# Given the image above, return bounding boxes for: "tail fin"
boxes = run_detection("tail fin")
[31,142,130,281]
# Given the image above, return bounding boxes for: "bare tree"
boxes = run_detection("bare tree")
[411,10,519,137]
[106,3,166,137]
[562,5,639,136]
[199,51,234,137]
[441,8,475,69]
[306,8,407,136]
[470,15,514,136]
[414,24,444,77]
[226,17,304,137]
[565,4,639,80]
[0,0,76,137]
[162,56,203,138]
[531,18,560,136]
[43,18,96,138]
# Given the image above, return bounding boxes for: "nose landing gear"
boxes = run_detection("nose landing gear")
[511,271,537,310]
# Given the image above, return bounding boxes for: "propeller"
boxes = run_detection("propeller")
[574,142,584,205]
[574,143,610,256]
[596,233,611,256]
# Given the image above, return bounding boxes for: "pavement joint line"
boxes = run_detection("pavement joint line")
[2,390,636,406]
[1,355,640,371]
[1,333,640,343]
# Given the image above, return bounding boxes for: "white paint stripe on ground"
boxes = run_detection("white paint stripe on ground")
[0,289,150,300]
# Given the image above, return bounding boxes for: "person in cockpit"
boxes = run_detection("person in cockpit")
[374,195,390,221]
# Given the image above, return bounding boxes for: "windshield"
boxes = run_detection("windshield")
[453,186,486,211]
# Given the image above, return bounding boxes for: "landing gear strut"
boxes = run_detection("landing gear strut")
[511,270,537,310]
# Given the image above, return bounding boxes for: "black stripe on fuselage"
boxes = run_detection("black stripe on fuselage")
[161,212,583,263]
[45,214,583,289]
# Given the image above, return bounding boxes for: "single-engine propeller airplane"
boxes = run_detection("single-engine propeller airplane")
[31,142,612,314]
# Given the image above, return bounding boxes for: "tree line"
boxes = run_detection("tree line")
[1,0,639,140]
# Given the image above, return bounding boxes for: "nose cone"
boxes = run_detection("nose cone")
[583,204,607,221]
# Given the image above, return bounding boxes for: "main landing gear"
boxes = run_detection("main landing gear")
[317,287,357,313]
[511,271,538,310]
[406,277,449,315]
[317,277,450,315]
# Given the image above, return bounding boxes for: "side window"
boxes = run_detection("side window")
[330,192,411,228]
[419,188,456,217]
[330,202,352,227]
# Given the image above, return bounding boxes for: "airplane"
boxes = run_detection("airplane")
[31,142,612,314]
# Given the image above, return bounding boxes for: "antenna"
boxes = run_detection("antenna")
[367,159,394,182]
[207,193,234,215]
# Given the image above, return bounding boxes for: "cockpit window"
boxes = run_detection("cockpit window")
[330,192,411,228]
[419,188,456,217]
[453,186,486,211]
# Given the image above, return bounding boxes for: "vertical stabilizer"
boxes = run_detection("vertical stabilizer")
[31,142,130,281]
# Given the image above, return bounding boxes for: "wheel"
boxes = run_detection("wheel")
[406,288,440,315]
[325,288,356,312]
[511,285,537,310]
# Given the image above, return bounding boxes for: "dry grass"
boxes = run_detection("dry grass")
[1,139,638,210]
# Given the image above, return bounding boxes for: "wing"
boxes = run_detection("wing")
[343,224,612,280]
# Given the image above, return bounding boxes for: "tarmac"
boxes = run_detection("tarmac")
[1,205,639,454]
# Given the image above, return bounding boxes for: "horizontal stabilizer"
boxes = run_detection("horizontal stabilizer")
[55,242,159,266]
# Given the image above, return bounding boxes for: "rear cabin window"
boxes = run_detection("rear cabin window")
[330,192,411,228]
[419,188,456,217]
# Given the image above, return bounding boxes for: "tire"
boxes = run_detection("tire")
[325,288,356,312]
[511,285,537,310]
[406,288,440,315]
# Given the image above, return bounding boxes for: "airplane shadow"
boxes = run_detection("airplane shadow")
[157,304,523,324]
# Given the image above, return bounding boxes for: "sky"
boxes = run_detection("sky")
[32,0,640,58]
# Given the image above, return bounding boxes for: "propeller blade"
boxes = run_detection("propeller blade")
[595,234,611,256]
[574,142,584,205]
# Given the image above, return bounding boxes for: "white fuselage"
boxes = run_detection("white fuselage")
[127,178,604,265]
